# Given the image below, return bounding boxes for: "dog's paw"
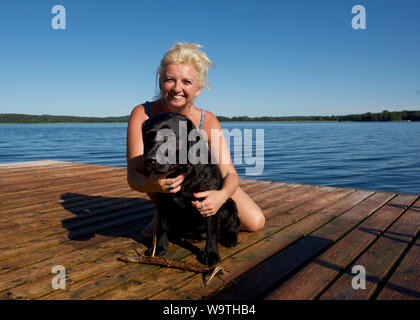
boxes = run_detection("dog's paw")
[219,232,238,248]
[145,245,167,257]
[201,251,220,267]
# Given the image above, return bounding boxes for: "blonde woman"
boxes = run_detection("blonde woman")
[126,42,265,239]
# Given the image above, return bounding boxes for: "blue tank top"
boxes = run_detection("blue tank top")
[145,101,205,130]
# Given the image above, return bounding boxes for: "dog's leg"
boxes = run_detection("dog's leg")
[219,229,238,248]
[145,215,169,257]
[219,200,240,248]
[202,215,221,267]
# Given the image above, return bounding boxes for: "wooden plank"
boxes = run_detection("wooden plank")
[0,161,121,179]
[240,181,287,201]
[237,180,267,193]
[0,169,254,211]
[249,183,300,204]
[0,165,264,299]
[0,196,154,248]
[206,191,394,300]
[0,229,141,293]
[0,167,252,207]
[318,198,420,300]
[0,227,152,299]
[0,163,85,179]
[0,175,127,211]
[0,161,100,177]
[1,172,126,204]
[0,165,121,192]
[0,205,154,264]
[1,161,418,300]
[265,194,418,299]
[143,189,369,300]
[38,243,192,300]
[0,166,125,198]
[256,184,321,217]
[0,186,142,227]
[147,188,357,300]
[0,183,143,229]
[247,181,287,198]
[52,183,335,299]
[0,179,255,230]
[0,160,68,169]
[0,204,153,275]
[0,179,257,245]
[376,236,420,300]
[0,163,104,183]
[241,180,273,194]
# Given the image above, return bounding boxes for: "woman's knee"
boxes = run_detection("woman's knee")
[252,212,266,231]
[241,210,265,232]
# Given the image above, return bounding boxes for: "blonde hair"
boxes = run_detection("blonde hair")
[157,42,215,89]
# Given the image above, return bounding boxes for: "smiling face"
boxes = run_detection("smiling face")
[159,63,203,109]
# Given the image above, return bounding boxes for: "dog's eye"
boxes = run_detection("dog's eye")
[161,135,176,142]
[145,130,156,140]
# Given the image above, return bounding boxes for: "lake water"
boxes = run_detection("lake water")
[1,122,419,194]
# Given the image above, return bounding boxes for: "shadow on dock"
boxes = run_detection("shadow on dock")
[59,192,154,244]
[59,192,207,258]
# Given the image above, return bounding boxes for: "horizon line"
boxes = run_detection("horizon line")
[1,108,420,119]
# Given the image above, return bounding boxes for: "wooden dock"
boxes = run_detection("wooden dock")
[0,160,419,300]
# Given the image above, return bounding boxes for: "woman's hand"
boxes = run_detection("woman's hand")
[147,170,184,193]
[191,190,228,217]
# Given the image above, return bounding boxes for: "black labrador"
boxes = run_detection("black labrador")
[142,112,240,267]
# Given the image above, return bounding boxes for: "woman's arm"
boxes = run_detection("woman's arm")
[207,110,239,197]
[126,104,149,192]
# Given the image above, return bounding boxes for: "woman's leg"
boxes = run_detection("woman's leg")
[231,186,265,232]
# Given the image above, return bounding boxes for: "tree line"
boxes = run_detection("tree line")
[0,110,419,124]
[217,110,420,122]
[0,114,129,123]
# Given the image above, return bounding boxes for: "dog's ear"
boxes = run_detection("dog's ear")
[187,117,195,133]
[142,118,150,135]
[187,126,197,151]
[178,156,195,177]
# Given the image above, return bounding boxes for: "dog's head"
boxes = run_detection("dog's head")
[142,112,205,175]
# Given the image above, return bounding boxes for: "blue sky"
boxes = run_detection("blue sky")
[0,0,419,117]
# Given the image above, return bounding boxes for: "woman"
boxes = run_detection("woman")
[126,42,265,238]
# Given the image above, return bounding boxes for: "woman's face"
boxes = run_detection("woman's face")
[160,63,203,109]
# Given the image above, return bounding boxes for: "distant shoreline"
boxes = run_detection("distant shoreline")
[0,110,419,123]
[0,120,416,125]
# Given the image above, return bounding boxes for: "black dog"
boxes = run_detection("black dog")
[142,112,240,267]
